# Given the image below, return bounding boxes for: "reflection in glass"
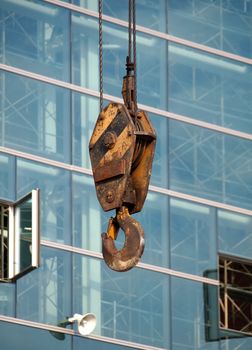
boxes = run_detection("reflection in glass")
[1,71,71,162]
[171,277,219,350]
[72,93,99,168]
[0,320,71,350]
[168,0,252,59]
[0,283,15,316]
[218,210,252,259]
[168,43,252,134]
[0,0,70,81]
[170,120,252,210]
[0,154,15,201]
[16,246,71,325]
[17,159,71,244]
[73,254,169,349]
[170,198,216,277]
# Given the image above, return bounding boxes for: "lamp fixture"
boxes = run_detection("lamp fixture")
[50,313,96,340]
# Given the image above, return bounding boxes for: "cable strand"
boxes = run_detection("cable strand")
[99,0,103,112]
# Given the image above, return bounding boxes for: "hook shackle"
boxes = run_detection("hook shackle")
[102,206,144,272]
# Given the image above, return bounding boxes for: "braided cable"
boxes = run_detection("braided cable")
[99,0,103,112]
[128,0,132,63]
[133,0,137,108]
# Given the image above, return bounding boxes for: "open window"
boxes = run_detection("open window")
[204,254,252,341]
[0,189,40,282]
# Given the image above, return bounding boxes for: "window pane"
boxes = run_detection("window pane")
[72,93,99,169]
[72,173,104,251]
[0,0,70,81]
[171,277,219,350]
[0,71,71,162]
[0,154,15,201]
[73,254,170,349]
[72,13,99,91]
[169,43,252,134]
[0,321,71,350]
[0,284,15,316]
[17,159,71,244]
[170,120,252,210]
[103,0,167,32]
[15,194,32,275]
[16,246,71,325]
[218,210,252,259]
[74,336,139,350]
[168,0,252,59]
[170,198,216,277]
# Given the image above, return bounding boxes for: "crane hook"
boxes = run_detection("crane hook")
[102,206,144,272]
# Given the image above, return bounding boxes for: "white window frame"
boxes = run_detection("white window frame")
[0,189,40,282]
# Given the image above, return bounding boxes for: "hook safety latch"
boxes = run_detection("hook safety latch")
[102,206,144,272]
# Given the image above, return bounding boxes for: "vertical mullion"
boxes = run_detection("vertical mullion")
[8,205,15,279]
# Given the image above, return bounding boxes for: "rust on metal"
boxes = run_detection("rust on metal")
[102,206,144,272]
[93,159,126,183]
[89,53,156,272]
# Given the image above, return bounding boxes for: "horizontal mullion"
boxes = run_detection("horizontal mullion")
[0,315,164,350]
[1,63,251,141]
[41,239,219,285]
[43,0,252,66]
[1,145,252,217]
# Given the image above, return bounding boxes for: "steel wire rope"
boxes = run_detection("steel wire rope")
[98,0,103,112]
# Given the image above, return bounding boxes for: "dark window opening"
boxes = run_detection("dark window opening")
[219,256,252,335]
[0,205,9,279]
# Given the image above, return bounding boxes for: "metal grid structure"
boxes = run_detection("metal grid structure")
[219,256,252,335]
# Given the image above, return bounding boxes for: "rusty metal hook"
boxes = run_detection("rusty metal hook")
[101,206,144,272]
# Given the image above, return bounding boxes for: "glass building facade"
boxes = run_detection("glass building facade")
[0,0,252,349]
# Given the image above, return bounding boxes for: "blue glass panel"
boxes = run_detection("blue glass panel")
[0,321,71,350]
[73,254,170,348]
[72,0,98,11]
[0,153,15,201]
[169,43,252,134]
[17,159,71,244]
[148,113,169,188]
[170,198,217,277]
[218,210,252,260]
[168,0,252,59]
[72,13,252,134]
[72,93,99,169]
[0,0,70,81]
[16,246,71,325]
[170,120,252,210]
[171,277,220,350]
[74,336,138,350]
[103,0,167,32]
[134,191,169,267]
[72,13,99,91]
[220,337,252,350]
[0,284,15,316]
[0,71,71,162]
[72,173,105,251]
